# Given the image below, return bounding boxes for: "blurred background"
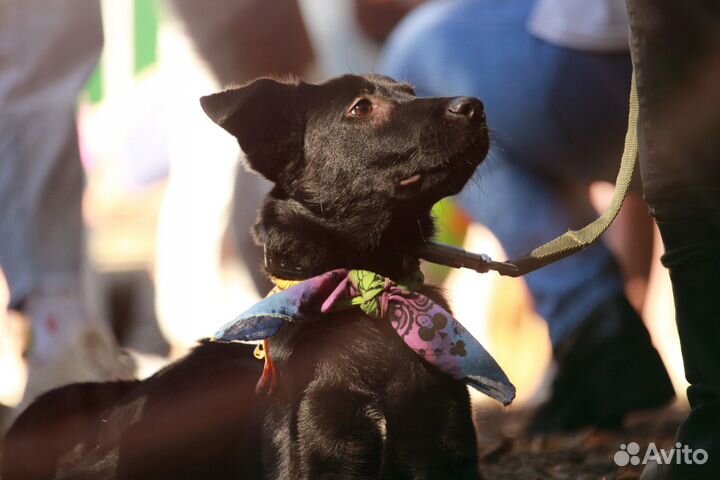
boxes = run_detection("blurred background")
[0,0,686,418]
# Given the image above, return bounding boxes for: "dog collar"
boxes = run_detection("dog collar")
[263,247,320,280]
[263,246,421,282]
[212,269,515,406]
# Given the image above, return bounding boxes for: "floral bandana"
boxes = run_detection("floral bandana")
[212,269,515,406]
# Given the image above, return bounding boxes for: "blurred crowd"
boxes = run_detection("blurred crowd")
[0,0,431,429]
[1,3,718,472]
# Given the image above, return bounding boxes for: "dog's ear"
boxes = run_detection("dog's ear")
[201,78,304,182]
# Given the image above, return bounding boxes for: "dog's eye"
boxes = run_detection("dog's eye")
[349,98,373,117]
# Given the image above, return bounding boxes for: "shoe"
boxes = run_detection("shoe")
[528,295,675,433]
[7,287,135,427]
[0,309,28,420]
[639,221,720,478]
[640,400,720,479]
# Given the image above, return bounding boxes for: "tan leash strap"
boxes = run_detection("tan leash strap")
[419,72,640,277]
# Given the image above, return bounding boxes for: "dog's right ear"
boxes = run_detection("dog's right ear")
[200,78,304,182]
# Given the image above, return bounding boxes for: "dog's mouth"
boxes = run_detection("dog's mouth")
[396,134,488,192]
[396,164,448,187]
[398,173,422,187]
[396,164,445,191]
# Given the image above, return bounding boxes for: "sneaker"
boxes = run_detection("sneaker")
[640,400,720,479]
[8,287,134,425]
[528,295,675,432]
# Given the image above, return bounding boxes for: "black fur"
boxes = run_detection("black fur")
[1,74,489,479]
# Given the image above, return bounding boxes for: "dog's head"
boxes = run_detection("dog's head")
[201,74,488,277]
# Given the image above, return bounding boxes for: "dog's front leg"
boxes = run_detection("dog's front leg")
[296,386,384,480]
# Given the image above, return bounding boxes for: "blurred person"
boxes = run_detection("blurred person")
[169,0,315,300]
[163,0,413,321]
[626,1,720,478]
[0,0,318,424]
[378,0,675,432]
[354,0,426,44]
[296,0,423,85]
[0,0,134,426]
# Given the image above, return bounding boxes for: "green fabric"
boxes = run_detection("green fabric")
[347,269,424,317]
[349,270,387,317]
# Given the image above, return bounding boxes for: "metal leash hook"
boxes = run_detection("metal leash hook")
[416,242,519,277]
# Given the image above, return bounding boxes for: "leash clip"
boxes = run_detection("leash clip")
[417,242,519,276]
[253,343,266,360]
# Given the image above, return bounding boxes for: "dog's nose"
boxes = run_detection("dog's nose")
[446,97,484,119]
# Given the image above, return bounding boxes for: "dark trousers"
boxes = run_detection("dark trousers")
[627,0,720,408]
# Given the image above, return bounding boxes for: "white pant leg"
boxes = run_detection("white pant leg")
[0,0,102,308]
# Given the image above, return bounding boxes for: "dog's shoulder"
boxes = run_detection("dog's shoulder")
[1,381,138,480]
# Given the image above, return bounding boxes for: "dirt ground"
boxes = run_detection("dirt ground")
[0,403,685,479]
[475,404,686,480]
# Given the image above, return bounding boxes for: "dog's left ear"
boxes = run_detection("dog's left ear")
[200,78,304,182]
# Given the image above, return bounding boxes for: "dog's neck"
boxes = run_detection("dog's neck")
[255,196,434,281]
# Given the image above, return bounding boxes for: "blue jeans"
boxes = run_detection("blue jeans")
[378,0,632,346]
[0,0,103,309]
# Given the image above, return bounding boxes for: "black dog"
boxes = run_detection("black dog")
[2,74,504,480]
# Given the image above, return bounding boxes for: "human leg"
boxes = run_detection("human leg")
[0,0,100,310]
[169,0,313,295]
[627,0,720,477]
[381,0,639,343]
[458,161,626,346]
[459,159,673,431]
[0,0,133,425]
